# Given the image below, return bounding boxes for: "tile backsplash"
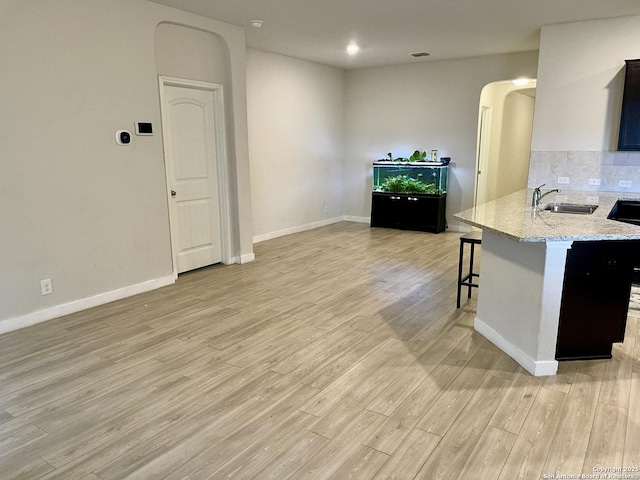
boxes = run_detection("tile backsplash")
[528,151,640,193]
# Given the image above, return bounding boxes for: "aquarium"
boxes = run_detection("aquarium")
[372,162,448,195]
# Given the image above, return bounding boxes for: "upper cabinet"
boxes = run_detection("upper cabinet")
[618,59,640,151]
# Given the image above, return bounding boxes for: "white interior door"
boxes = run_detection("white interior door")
[474,104,492,207]
[162,83,223,274]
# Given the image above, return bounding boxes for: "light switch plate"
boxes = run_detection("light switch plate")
[588,178,601,186]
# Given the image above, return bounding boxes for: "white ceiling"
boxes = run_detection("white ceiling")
[149,0,640,69]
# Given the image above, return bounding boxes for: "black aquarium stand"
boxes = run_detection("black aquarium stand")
[370,192,446,233]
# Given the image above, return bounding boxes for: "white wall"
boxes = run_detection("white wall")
[0,0,253,332]
[532,15,640,152]
[155,23,230,85]
[344,51,539,229]
[529,15,640,193]
[479,82,511,203]
[246,49,346,240]
[475,231,571,376]
[478,82,534,203]
[495,91,534,199]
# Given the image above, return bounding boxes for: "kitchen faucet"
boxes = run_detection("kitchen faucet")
[532,184,560,207]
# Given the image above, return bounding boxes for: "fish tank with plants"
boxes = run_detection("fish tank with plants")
[372,162,448,195]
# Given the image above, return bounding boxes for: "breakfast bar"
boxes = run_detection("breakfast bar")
[454,189,640,376]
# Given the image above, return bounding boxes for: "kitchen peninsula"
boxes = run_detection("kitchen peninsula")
[454,189,640,376]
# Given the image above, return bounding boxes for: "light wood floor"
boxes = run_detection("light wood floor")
[1,222,639,480]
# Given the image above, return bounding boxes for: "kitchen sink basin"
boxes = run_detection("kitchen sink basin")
[543,203,599,215]
[608,200,640,226]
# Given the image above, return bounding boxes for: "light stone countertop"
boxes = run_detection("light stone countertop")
[454,189,640,242]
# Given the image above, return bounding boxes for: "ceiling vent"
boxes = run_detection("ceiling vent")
[410,52,431,58]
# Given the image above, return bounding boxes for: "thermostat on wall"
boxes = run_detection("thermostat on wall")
[116,130,131,145]
[135,122,153,136]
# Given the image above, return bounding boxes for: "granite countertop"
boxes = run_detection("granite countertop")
[454,189,640,242]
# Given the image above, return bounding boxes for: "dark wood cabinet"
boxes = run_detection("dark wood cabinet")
[556,240,640,360]
[370,192,446,233]
[618,59,640,151]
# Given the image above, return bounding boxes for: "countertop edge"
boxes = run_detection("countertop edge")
[452,216,522,241]
[453,189,640,243]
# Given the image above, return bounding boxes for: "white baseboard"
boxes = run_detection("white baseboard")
[229,253,256,264]
[474,316,558,376]
[446,224,472,233]
[255,214,475,243]
[239,253,255,264]
[253,216,346,244]
[343,215,370,224]
[0,275,175,336]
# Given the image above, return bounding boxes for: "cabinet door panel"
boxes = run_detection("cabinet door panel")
[556,241,637,360]
[371,193,446,233]
[618,59,640,151]
[371,194,405,227]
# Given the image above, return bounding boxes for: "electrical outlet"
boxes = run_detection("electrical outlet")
[588,178,601,186]
[619,180,632,187]
[41,279,53,296]
[324,203,328,215]
[587,195,599,203]
[557,177,570,184]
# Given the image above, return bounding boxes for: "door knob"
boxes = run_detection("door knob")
[171,190,176,197]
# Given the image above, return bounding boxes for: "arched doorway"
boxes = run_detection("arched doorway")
[474,79,536,206]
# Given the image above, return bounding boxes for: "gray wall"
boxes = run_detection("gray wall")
[246,49,346,240]
[494,91,534,199]
[0,0,253,332]
[530,15,640,193]
[344,51,539,229]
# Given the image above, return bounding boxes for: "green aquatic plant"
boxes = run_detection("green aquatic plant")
[408,150,427,162]
[379,175,438,194]
[383,152,405,162]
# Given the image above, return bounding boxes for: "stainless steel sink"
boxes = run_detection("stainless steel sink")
[543,203,599,215]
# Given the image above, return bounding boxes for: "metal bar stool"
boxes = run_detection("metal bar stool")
[457,231,482,308]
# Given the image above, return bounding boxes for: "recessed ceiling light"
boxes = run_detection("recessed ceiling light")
[410,52,430,58]
[512,78,530,86]
[250,20,263,28]
[347,43,360,55]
